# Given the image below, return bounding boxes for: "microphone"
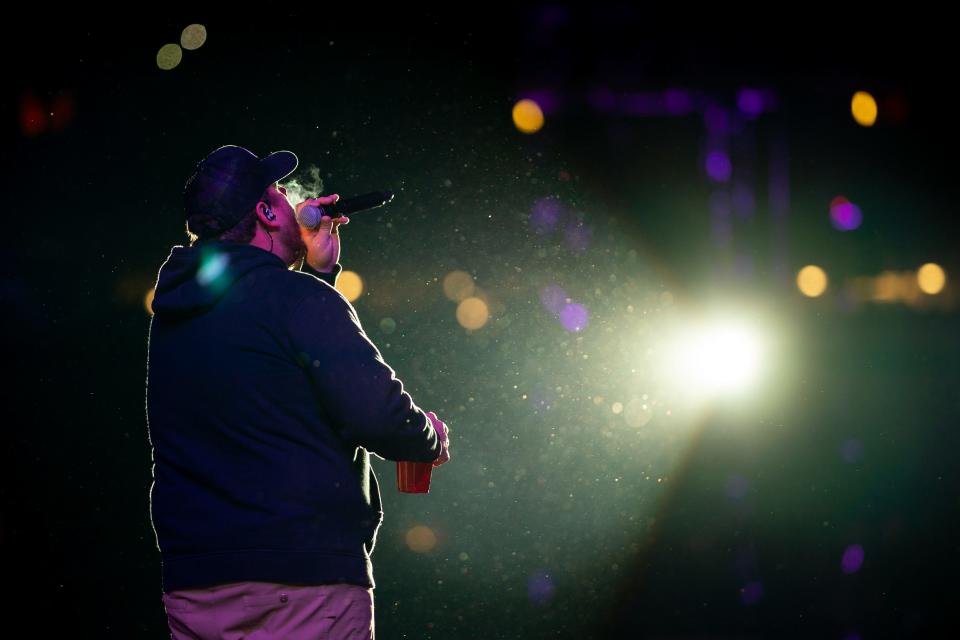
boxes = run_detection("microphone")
[296,191,395,230]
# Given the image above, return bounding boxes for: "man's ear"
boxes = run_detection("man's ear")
[255,200,275,223]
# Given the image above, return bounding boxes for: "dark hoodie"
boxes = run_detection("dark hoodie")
[146,240,442,592]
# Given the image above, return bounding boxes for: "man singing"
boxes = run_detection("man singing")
[145,145,451,639]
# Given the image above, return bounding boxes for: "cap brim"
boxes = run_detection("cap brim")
[260,150,299,185]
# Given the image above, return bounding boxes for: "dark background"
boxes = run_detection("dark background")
[3,10,958,639]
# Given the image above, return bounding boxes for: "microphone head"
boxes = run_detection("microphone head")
[296,205,324,230]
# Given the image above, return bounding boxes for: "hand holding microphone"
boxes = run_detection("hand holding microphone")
[296,190,395,272]
[297,191,395,230]
[297,194,348,272]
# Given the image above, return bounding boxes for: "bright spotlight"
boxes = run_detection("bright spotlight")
[667,320,765,398]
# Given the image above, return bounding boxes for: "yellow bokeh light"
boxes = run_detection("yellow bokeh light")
[917,263,946,295]
[872,271,902,302]
[456,297,489,330]
[851,91,878,127]
[405,525,437,553]
[797,265,828,297]
[181,24,208,50]
[443,270,475,302]
[145,288,156,316]
[335,270,364,302]
[156,44,183,71]
[512,99,544,134]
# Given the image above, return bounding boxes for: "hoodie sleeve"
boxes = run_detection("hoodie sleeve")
[299,261,342,288]
[288,288,442,463]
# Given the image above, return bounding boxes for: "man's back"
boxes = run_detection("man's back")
[147,240,441,592]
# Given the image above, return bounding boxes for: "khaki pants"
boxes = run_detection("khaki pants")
[162,581,375,639]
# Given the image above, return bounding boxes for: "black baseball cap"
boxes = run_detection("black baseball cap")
[183,145,298,238]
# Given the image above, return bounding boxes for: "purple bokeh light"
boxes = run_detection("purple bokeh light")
[740,581,764,605]
[706,150,732,183]
[842,544,865,574]
[663,89,693,115]
[737,88,765,118]
[530,197,562,235]
[830,200,863,231]
[564,221,592,253]
[559,303,589,332]
[528,571,555,605]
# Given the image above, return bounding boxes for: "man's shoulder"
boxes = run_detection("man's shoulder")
[276,268,354,312]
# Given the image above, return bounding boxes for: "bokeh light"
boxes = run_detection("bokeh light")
[379,317,396,334]
[740,581,764,605]
[797,265,828,298]
[851,91,878,127]
[512,99,544,134]
[672,323,764,395]
[197,250,229,286]
[559,302,589,332]
[737,88,764,118]
[873,270,907,303]
[405,525,438,553]
[530,197,562,234]
[917,263,946,295]
[841,544,865,574]
[49,93,76,132]
[456,297,489,330]
[19,93,47,137]
[705,150,732,183]
[443,270,475,302]
[564,221,592,253]
[156,44,183,71]
[180,24,208,50]
[830,196,863,231]
[528,571,555,605]
[662,89,693,115]
[335,270,364,302]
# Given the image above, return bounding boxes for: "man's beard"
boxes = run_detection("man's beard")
[291,230,308,264]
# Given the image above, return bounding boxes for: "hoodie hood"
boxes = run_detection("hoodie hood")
[151,241,287,318]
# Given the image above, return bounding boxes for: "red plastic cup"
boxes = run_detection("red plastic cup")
[396,460,433,493]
